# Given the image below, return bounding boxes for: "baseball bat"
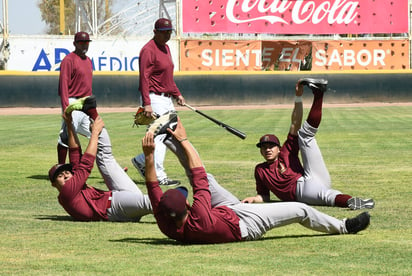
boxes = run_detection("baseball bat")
[184,103,247,140]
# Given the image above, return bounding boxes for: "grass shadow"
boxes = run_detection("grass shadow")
[110,233,332,246]
[35,216,157,224]
[36,215,74,221]
[255,233,335,241]
[27,175,101,181]
[109,237,186,245]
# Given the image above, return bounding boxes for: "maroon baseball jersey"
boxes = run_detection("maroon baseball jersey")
[146,167,242,244]
[255,133,304,201]
[139,39,181,106]
[58,52,93,110]
[58,147,111,221]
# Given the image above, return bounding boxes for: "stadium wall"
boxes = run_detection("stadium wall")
[0,71,411,108]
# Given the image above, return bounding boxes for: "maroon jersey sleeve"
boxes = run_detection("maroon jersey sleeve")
[255,164,271,198]
[138,43,155,106]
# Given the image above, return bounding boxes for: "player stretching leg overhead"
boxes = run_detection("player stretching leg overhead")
[48,98,152,222]
[242,78,375,210]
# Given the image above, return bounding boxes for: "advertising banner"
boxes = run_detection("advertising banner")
[312,40,410,70]
[181,40,262,71]
[6,36,180,72]
[181,40,312,71]
[182,0,409,35]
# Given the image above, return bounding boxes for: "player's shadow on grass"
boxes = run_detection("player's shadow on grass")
[27,175,101,181]
[109,233,330,246]
[36,215,75,221]
[36,216,157,225]
[257,233,334,241]
[109,237,189,246]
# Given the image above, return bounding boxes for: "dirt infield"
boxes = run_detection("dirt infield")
[1,102,412,115]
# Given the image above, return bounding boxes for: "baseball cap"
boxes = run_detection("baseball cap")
[256,134,281,148]
[74,32,92,42]
[48,163,72,182]
[154,18,173,31]
[158,186,188,220]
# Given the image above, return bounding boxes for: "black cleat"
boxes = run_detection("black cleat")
[299,78,328,94]
[345,212,370,234]
[82,95,97,112]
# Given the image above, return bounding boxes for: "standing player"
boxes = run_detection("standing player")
[56,31,95,164]
[131,18,184,186]
[242,78,375,210]
[141,117,370,244]
[48,100,152,222]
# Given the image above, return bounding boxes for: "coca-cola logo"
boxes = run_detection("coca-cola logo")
[226,0,359,25]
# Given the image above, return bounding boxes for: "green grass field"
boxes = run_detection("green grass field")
[0,106,411,275]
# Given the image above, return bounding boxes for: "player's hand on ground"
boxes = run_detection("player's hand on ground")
[176,95,185,106]
[241,196,264,204]
[296,80,304,97]
[142,132,155,156]
[167,117,187,142]
[90,116,104,134]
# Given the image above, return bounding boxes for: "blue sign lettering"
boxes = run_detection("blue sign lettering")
[110,57,122,71]
[32,49,52,71]
[32,48,139,71]
[54,48,70,71]
[98,57,107,71]
[130,57,139,71]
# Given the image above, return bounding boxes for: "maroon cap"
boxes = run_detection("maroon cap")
[158,187,188,220]
[256,134,281,148]
[154,18,173,31]
[74,32,91,42]
[48,163,72,182]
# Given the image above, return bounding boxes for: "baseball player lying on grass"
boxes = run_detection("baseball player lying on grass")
[242,78,375,210]
[48,97,152,222]
[141,117,370,244]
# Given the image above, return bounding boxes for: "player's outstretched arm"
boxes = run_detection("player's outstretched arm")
[62,112,80,149]
[167,118,202,169]
[289,80,304,136]
[84,116,104,157]
[142,132,157,182]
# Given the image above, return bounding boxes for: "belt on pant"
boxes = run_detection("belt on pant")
[106,193,112,209]
[151,92,171,98]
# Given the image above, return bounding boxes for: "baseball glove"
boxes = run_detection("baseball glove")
[133,107,157,126]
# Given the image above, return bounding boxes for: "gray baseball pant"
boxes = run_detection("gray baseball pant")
[133,94,176,181]
[96,128,152,222]
[296,121,342,206]
[206,174,347,240]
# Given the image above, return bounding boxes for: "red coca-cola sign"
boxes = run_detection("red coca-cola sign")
[182,0,408,34]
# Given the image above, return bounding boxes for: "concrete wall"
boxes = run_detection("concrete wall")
[1,71,411,108]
